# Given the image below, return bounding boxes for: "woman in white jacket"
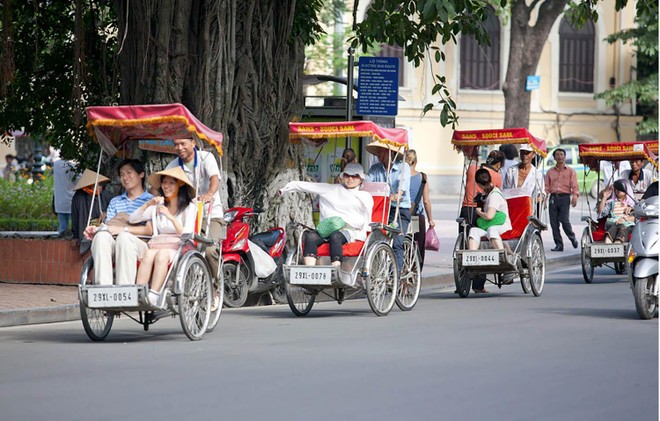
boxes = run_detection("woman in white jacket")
[280,163,373,267]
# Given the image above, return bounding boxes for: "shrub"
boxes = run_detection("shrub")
[0,174,57,231]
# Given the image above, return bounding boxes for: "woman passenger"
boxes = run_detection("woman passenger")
[460,150,504,229]
[597,179,635,244]
[129,167,197,307]
[280,163,373,267]
[468,169,512,251]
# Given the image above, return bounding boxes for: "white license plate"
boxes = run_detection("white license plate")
[87,286,139,308]
[462,251,499,266]
[290,267,333,285]
[591,244,625,258]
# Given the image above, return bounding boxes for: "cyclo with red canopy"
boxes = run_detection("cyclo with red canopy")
[577,141,659,283]
[452,128,548,297]
[78,103,224,341]
[283,121,421,316]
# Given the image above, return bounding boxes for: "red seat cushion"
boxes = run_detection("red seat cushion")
[501,196,533,240]
[316,240,365,257]
[591,218,608,242]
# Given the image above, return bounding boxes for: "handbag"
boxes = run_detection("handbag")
[424,227,439,251]
[476,210,506,230]
[148,234,182,250]
[316,216,346,238]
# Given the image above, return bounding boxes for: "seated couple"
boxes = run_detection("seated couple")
[84,159,198,307]
[280,163,374,268]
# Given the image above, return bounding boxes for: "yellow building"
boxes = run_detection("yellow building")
[348,0,642,194]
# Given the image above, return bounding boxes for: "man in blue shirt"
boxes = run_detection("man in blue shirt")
[366,140,411,273]
[84,159,153,285]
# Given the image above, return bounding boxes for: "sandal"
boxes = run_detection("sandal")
[473,289,489,294]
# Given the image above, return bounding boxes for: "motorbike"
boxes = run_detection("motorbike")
[628,194,659,319]
[221,207,287,308]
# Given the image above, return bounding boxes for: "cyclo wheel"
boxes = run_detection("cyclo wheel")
[284,246,315,316]
[79,257,114,342]
[222,261,250,308]
[633,276,658,320]
[178,254,212,341]
[528,233,545,297]
[206,256,224,333]
[365,242,398,316]
[396,236,421,311]
[581,228,594,284]
[453,235,471,298]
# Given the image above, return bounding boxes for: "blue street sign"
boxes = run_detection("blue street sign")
[357,56,399,116]
[526,75,541,91]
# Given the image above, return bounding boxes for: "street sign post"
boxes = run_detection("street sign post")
[357,56,399,116]
[526,75,541,91]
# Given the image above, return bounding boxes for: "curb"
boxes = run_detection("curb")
[0,253,581,328]
[0,304,80,328]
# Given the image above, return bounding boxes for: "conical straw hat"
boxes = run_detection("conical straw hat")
[74,169,110,191]
[148,166,196,198]
[365,140,405,155]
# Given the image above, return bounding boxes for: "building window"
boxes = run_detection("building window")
[460,10,500,90]
[559,18,595,93]
[377,44,405,87]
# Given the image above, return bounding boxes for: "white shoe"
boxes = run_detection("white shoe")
[148,290,160,307]
[331,261,341,268]
[211,294,220,312]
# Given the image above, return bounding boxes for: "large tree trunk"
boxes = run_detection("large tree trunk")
[116,0,310,229]
[503,0,568,128]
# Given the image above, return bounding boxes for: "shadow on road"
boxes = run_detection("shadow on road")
[537,306,638,320]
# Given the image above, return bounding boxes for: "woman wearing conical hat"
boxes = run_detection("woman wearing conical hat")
[71,169,113,255]
[128,167,197,308]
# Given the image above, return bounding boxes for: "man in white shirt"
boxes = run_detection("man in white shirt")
[165,138,224,286]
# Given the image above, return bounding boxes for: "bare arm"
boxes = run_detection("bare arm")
[201,175,219,203]
[422,178,434,227]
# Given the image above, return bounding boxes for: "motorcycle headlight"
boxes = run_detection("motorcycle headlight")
[223,210,238,223]
[642,203,659,217]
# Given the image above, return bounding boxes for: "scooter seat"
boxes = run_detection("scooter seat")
[250,230,281,249]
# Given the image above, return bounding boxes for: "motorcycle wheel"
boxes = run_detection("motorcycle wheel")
[633,275,658,320]
[222,261,250,308]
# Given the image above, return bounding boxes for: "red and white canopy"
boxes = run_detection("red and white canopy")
[451,128,547,159]
[289,120,408,149]
[578,141,658,170]
[86,103,224,156]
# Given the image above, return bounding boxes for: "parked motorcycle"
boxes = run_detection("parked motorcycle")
[628,194,658,319]
[221,207,287,308]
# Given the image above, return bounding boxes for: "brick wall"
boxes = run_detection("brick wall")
[0,238,84,285]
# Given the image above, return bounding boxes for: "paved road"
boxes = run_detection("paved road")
[0,265,656,421]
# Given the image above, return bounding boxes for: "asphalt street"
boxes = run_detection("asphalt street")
[0,265,656,421]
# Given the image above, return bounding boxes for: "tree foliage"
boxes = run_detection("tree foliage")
[349,0,494,128]
[0,1,118,166]
[594,0,658,136]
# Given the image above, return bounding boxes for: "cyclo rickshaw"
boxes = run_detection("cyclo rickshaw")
[78,103,224,341]
[577,141,659,283]
[283,121,422,316]
[452,128,548,297]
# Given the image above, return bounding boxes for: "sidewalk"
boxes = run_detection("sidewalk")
[0,209,583,328]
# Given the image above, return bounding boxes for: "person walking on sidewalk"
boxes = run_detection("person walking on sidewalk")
[405,149,435,270]
[544,148,579,251]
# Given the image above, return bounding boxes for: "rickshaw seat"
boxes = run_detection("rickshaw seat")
[500,195,533,241]
[315,182,389,257]
[591,217,608,242]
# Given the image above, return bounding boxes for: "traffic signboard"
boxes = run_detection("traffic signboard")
[357,56,399,116]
